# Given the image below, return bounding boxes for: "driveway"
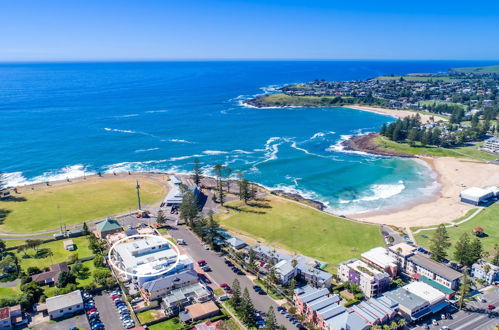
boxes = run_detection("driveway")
[33,314,89,330]
[168,221,298,329]
[94,292,126,330]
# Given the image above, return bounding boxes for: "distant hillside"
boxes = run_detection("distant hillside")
[451,64,499,74]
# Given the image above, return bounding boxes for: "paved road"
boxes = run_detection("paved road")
[94,292,126,330]
[414,287,499,330]
[381,225,405,245]
[33,314,89,330]
[168,223,298,329]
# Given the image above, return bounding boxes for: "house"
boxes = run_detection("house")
[338,258,392,297]
[383,287,430,321]
[63,239,75,251]
[274,260,298,284]
[95,218,122,238]
[293,285,341,327]
[46,290,84,319]
[0,307,11,329]
[415,274,455,299]
[162,283,212,315]
[297,263,332,288]
[179,301,220,323]
[388,243,417,270]
[471,260,499,285]
[225,237,247,250]
[325,310,370,330]
[164,175,200,206]
[31,262,69,286]
[361,247,398,278]
[67,227,85,238]
[112,236,186,285]
[406,254,462,290]
[194,320,223,330]
[460,187,495,205]
[140,270,199,302]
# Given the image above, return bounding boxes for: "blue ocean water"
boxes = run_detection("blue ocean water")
[0,61,493,214]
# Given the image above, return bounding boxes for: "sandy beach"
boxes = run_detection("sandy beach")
[345,105,446,123]
[350,156,499,228]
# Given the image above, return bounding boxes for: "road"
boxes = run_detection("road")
[414,287,499,330]
[382,225,406,245]
[168,223,298,329]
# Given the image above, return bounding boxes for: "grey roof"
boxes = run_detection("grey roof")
[46,290,83,312]
[251,244,291,262]
[142,270,198,293]
[368,297,397,316]
[384,287,428,311]
[318,305,346,320]
[297,263,332,281]
[300,287,330,304]
[409,254,463,281]
[226,237,247,249]
[125,228,139,236]
[351,305,376,324]
[309,295,340,312]
[274,260,295,276]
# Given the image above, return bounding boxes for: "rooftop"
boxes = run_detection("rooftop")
[403,282,445,305]
[96,218,121,233]
[0,307,9,321]
[185,301,219,319]
[384,287,428,311]
[362,247,397,268]
[419,276,454,295]
[389,243,417,257]
[409,254,463,281]
[46,290,83,313]
[141,270,198,293]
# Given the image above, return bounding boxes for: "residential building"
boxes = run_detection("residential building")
[194,320,223,330]
[293,285,341,327]
[164,175,200,206]
[46,290,84,319]
[325,310,370,330]
[31,262,69,286]
[225,237,247,250]
[384,287,429,321]
[388,243,417,270]
[63,239,75,251]
[179,301,220,323]
[361,247,398,278]
[406,254,462,290]
[0,307,11,329]
[297,263,332,288]
[140,270,199,302]
[471,260,499,285]
[95,218,122,238]
[403,282,447,311]
[162,283,211,315]
[338,258,392,297]
[273,260,297,284]
[0,305,25,330]
[482,137,499,154]
[415,274,455,299]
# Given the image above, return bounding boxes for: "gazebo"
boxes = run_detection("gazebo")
[473,227,484,237]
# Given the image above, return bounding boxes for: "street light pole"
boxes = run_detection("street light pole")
[136,180,141,210]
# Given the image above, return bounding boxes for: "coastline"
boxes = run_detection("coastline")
[343,105,445,123]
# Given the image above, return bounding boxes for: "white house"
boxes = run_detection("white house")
[471,260,499,285]
[460,187,495,205]
[274,260,298,284]
[46,290,84,319]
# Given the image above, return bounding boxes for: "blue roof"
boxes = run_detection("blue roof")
[309,295,340,312]
[358,301,385,320]
[301,288,329,304]
[430,300,450,313]
[351,305,376,324]
[368,297,396,316]
[319,305,346,320]
[411,307,431,320]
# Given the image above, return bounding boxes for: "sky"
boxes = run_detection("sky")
[1,0,499,61]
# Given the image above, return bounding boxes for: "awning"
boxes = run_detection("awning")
[430,300,450,313]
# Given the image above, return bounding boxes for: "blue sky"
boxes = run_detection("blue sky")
[1,0,499,61]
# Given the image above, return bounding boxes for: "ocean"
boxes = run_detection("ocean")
[0,60,493,214]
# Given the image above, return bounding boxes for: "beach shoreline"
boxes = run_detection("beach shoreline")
[343,105,446,123]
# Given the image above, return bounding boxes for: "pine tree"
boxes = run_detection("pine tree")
[82,222,89,235]
[230,279,242,308]
[239,179,251,204]
[0,171,6,191]
[192,158,202,187]
[264,306,278,330]
[429,224,451,262]
[492,244,499,266]
[458,268,470,310]
[240,288,256,326]
[468,237,483,267]
[454,233,471,266]
[179,191,198,226]
[156,210,166,226]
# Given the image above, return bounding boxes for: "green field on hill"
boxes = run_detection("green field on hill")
[217,196,383,272]
[253,93,353,107]
[0,178,166,233]
[413,204,499,260]
[374,75,451,82]
[374,136,497,161]
[452,65,499,74]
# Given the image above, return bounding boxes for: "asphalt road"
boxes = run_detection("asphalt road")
[414,287,499,330]
[168,223,298,329]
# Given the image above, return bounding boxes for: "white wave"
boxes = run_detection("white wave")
[290,141,328,159]
[232,149,253,154]
[145,110,168,113]
[134,147,160,153]
[114,114,139,118]
[326,134,352,152]
[357,182,406,202]
[168,154,204,161]
[165,139,195,144]
[202,150,229,156]
[3,164,96,187]
[310,131,336,139]
[104,127,136,134]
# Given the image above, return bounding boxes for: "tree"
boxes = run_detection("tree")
[179,190,199,226]
[468,237,483,267]
[230,279,242,308]
[27,266,42,276]
[17,246,28,257]
[264,306,278,330]
[240,288,256,326]
[156,210,166,226]
[213,164,226,206]
[429,224,451,262]
[93,254,105,268]
[458,268,470,310]
[57,270,76,288]
[26,239,43,252]
[454,233,472,266]
[192,158,202,187]
[82,222,89,235]
[0,171,6,191]
[93,268,112,286]
[239,178,251,204]
[491,244,499,266]
[397,318,406,328]
[204,211,219,249]
[0,239,5,257]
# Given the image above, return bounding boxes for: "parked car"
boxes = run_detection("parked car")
[432,319,438,326]
[487,304,495,310]
[197,260,207,266]
[220,282,228,288]
[219,294,229,301]
[202,265,211,272]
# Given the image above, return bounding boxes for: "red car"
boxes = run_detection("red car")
[86,308,97,314]
[225,288,233,294]
[197,260,206,266]
[220,283,228,288]
[111,295,121,300]
[487,304,495,310]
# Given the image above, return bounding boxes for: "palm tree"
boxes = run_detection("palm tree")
[397,318,407,329]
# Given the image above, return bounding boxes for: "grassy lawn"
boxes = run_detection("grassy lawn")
[15,236,92,270]
[374,75,452,82]
[374,136,498,161]
[42,260,97,297]
[413,204,499,259]
[216,196,383,272]
[256,93,353,107]
[452,65,499,74]
[137,309,165,324]
[0,286,21,299]
[147,317,181,330]
[418,100,465,109]
[0,178,165,233]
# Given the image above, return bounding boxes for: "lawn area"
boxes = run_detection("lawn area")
[255,93,353,107]
[452,65,499,74]
[216,196,383,272]
[42,260,97,297]
[374,75,452,82]
[374,136,498,161]
[137,309,165,324]
[418,100,465,109]
[0,286,21,299]
[147,317,181,330]
[15,236,92,270]
[0,177,165,233]
[413,204,499,259]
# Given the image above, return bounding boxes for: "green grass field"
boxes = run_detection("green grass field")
[418,100,465,109]
[374,136,498,161]
[14,236,92,270]
[413,204,499,259]
[147,318,181,330]
[0,178,165,233]
[374,75,452,82]
[217,196,383,272]
[452,65,499,74]
[0,286,21,299]
[255,93,353,107]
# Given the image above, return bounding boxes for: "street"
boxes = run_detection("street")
[168,222,298,329]
[414,287,499,330]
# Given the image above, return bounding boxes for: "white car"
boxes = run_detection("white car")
[432,319,438,326]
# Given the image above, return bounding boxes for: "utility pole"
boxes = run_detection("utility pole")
[136,180,141,210]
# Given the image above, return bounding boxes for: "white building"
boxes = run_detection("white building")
[403,282,446,307]
[460,187,496,205]
[46,290,84,319]
[471,260,499,285]
[338,259,392,298]
[361,247,398,278]
[274,260,298,284]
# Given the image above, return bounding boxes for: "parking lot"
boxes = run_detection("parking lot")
[94,289,135,330]
[32,314,89,330]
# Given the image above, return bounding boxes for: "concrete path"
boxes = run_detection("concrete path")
[412,207,484,235]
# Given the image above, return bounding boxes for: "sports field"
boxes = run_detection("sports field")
[0,177,165,233]
[413,204,499,258]
[217,195,383,272]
